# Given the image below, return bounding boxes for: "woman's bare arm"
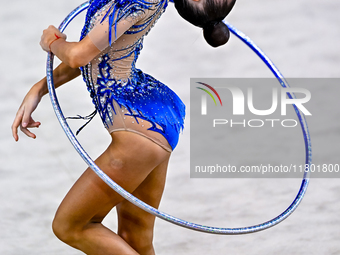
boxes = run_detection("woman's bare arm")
[11,62,81,141]
[40,25,101,68]
[13,12,138,140]
[12,23,101,141]
[37,62,81,96]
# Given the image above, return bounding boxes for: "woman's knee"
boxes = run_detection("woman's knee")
[52,214,80,246]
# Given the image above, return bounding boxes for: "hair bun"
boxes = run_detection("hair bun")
[203,21,230,48]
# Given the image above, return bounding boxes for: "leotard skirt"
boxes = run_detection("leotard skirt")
[82,64,186,153]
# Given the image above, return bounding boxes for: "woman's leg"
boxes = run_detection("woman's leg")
[116,157,170,255]
[52,132,170,255]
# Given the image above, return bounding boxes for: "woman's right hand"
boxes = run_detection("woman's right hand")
[12,85,42,141]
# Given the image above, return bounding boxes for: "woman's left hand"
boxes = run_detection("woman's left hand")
[40,25,67,52]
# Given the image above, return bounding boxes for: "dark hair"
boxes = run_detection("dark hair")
[173,0,236,47]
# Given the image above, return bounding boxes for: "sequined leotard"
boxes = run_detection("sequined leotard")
[80,0,185,152]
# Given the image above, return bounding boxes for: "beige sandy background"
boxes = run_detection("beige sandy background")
[1,0,339,254]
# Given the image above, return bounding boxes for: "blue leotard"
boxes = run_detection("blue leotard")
[79,0,185,151]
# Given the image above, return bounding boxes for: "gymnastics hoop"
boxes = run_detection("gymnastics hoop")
[46,1,311,235]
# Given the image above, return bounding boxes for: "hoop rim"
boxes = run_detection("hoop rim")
[46,1,311,235]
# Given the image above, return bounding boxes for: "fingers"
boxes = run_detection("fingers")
[19,119,41,140]
[20,123,39,140]
[23,118,41,128]
[20,125,35,139]
[40,25,67,52]
[47,25,67,39]
[11,109,23,141]
[27,121,41,128]
[22,106,32,128]
[12,107,41,141]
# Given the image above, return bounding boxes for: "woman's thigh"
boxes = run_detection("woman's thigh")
[53,131,171,230]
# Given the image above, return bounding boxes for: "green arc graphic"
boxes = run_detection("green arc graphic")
[196,87,217,105]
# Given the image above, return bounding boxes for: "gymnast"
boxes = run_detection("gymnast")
[11,0,236,254]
